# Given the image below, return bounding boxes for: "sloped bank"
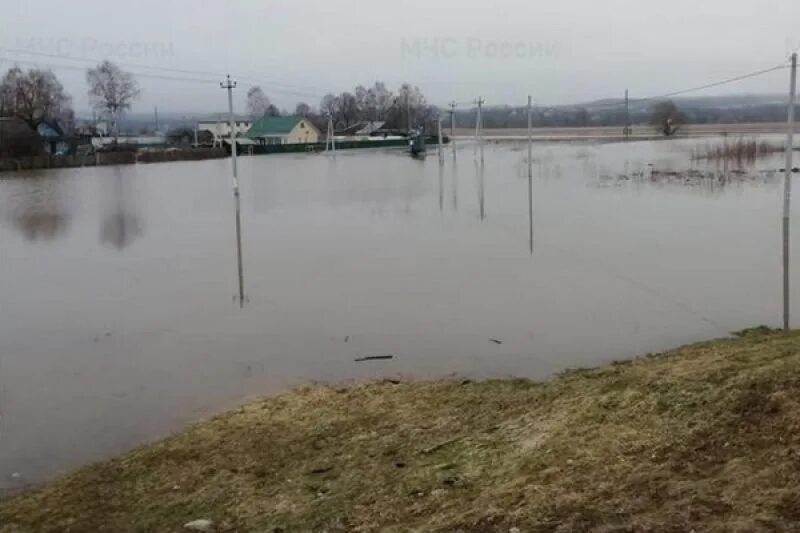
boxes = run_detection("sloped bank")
[2,327,800,532]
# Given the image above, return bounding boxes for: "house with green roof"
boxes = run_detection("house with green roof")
[246,115,321,145]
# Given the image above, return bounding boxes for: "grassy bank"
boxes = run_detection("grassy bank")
[3,328,800,532]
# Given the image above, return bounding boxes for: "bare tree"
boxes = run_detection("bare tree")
[0,67,21,117]
[86,61,140,137]
[320,93,337,120]
[246,86,271,118]
[392,83,429,130]
[650,100,685,137]
[337,92,359,127]
[0,66,72,129]
[372,81,393,121]
[354,85,370,120]
[295,102,311,116]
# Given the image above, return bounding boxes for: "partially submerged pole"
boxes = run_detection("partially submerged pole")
[221,75,239,194]
[624,89,630,138]
[449,101,457,152]
[234,193,245,308]
[326,115,336,156]
[527,95,533,254]
[783,52,797,330]
[473,97,484,158]
[221,75,245,307]
[437,117,444,163]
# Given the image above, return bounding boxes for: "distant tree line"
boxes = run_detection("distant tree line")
[246,81,439,133]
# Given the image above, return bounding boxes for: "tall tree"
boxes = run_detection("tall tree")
[371,81,393,121]
[354,85,370,120]
[295,102,311,116]
[0,66,72,129]
[246,86,271,118]
[336,92,359,127]
[86,61,140,136]
[319,93,337,120]
[391,83,429,131]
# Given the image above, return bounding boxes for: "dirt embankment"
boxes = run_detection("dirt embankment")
[3,327,800,532]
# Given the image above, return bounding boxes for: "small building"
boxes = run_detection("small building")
[197,115,252,145]
[247,115,320,145]
[37,121,69,155]
[337,121,386,137]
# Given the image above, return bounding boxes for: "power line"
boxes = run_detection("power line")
[575,63,790,112]
[0,56,219,84]
[637,64,789,103]
[437,63,790,113]
[0,47,330,98]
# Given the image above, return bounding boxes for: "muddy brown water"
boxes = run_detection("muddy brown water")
[0,137,793,489]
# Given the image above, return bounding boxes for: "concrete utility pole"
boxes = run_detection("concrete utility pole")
[221,75,239,194]
[405,92,411,133]
[624,89,630,138]
[437,117,444,163]
[220,74,245,308]
[449,101,457,150]
[527,95,533,254]
[154,105,159,133]
[475,97,485,164]
[783,52,797,330]
[325,114,336,155]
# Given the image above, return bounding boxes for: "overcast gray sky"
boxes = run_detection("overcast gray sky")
[1,0,798,115]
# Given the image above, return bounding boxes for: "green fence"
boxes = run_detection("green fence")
[244,135,448,155]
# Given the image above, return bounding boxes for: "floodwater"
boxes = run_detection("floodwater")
[0,137,794,489]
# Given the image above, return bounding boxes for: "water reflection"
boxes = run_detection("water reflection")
[100,167,142,250]
[7,175,71,241]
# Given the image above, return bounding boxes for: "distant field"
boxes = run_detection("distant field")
[453,122,796,140]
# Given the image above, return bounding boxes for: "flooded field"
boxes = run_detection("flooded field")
[0,136,795,489]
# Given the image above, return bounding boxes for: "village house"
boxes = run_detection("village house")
[196,115,252,145]
[246,115,321,145]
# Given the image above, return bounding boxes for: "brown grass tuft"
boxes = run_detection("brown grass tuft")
[692,137,785,161]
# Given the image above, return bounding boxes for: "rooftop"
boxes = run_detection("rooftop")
[247,115,304,137]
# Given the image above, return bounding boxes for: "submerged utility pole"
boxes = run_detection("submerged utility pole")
[221,74,245,308]
[624,89,630,138]
[325,114,336,155]
[221,75,239,194]
[527,95,533,254]
[437,117,445,163]
[405,92,411,133]
[473,97,485,160]
[449,101,457,150]
[783,52,797,330]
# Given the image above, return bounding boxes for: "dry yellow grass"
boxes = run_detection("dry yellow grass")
[3,327,800,532]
